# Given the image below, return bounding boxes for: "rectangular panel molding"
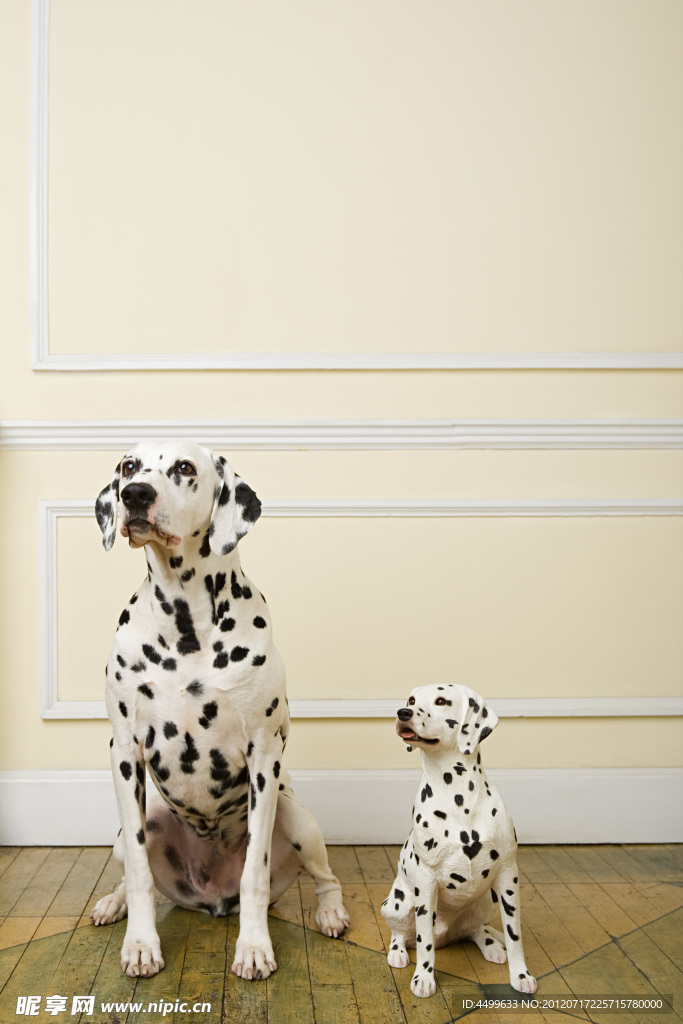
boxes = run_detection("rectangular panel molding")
[4,419,683,450]
[39,499,683,721]
[30,0,683,372]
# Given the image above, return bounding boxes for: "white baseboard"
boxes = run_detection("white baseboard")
[1,768,681,846]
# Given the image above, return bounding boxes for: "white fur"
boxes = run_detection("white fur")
[92,441,348,979]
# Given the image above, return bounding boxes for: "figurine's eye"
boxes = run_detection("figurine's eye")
[121,460,137,478]
[435,697,447,706]
[408,696,415,706]
[179,461,196,476]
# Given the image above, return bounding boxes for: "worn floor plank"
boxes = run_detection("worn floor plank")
[0,844,680,1023]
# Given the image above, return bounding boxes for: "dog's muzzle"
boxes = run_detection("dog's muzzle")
[121,482,157,533]
[395,707,439,747]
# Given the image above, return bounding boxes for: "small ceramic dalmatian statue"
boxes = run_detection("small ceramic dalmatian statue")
[90,440,348,980]
[381,683,536,998]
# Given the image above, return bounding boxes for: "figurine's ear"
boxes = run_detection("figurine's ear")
[455,686,498,755]
[208,453,261,556]
[95,461,122,551]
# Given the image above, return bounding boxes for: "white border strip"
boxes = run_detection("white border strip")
[29,0,683,373]
[40,498,683,720]
[5,419,683,450]
[1,768,681,844]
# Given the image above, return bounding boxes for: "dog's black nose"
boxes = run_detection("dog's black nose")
[397,708,413,721]
[121,482,157,512]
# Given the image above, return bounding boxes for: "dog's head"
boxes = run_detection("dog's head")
[395,683,498,756]
[95,440,261,555]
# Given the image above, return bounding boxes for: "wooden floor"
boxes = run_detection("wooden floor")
[0,844,680,1023]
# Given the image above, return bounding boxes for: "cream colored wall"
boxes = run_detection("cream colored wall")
[0,1,681,780]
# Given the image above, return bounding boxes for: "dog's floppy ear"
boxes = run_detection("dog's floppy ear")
[454,686,498,755]
[209,454,262,556]
[95,462,122,551]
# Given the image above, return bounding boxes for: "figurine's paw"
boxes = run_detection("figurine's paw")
[512,971,537,994]
[387,945,410,969]
[410,971,436,998]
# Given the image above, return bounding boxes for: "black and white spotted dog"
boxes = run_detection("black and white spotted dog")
[91,441,349,980]
[381,684,536,998]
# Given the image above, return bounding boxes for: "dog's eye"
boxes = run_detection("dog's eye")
[407,696,415,706]
[121,460,136,478]
[179,462,196,476]
[434,697,447,706]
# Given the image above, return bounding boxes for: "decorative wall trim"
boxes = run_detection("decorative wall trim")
[5,418,683,451]
[2,768,681,844]
[39,499,683,721]
[29,1,683,373]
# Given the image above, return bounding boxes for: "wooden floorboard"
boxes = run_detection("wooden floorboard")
[0,845,680,1023]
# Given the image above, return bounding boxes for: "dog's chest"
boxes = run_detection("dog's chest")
[406,767,511,885]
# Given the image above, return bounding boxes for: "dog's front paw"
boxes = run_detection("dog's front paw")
[512,971,537,994]
[410,971,436,998]
[316,901,350,939]
[232,936,277,981]
[120,933,164,977]
[91,890,127,925]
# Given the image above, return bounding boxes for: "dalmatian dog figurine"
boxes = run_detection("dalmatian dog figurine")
[90,440,349,980]
[381,684,536,998]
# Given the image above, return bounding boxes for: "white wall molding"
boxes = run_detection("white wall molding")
[40,498,683,721]
[2,768,681,844]
[5,418,683,451]
[29,2,683,373]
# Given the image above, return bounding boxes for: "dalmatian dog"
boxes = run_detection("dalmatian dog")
[381,684,536,998]
[90,440,349,980]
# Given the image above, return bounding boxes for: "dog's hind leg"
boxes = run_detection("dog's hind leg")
[273,788,349,938]
[91,830,128,925]
[381,881,415,969]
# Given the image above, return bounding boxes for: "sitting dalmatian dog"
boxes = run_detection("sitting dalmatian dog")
[90,440,349,980]
[381,684,536,998]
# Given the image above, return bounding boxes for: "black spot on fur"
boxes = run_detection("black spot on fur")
[233,481,260,528]
[252,654,266,666]
[164,845,183,872]
[253,616,266,629]
[136,828,145,845]
[163,722,178,740]
[180,733,200,774]
[137,684,154,699]
[174,599,201,655]
[142,644,162,665]
[118,608,130,628]
[118,701,128,718]
[501,894,516,917]
[186,681,203,696]
[231,646,249,662]
[119,761,132,780]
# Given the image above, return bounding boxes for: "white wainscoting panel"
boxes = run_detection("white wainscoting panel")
[1,768,681,845]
